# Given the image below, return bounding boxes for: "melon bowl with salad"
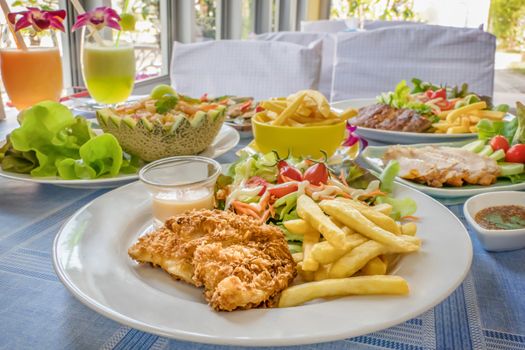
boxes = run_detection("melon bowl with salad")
[97,85,227,162]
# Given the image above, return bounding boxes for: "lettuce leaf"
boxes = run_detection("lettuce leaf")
[512,102,525,145]
[0,135,38,173]
[377,80,433,117]
[375,195,417,220]
[379,160,399,193]
[57,134,123,180]
[477,118,517,142]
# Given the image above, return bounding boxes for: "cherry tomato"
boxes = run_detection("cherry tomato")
[268,183,298,198]
[303,163,329,185]
[200,93,208,102]
[430,88,447,100]
[490,135,510,153]
[277,160,302,183]
[246,176,268,196]
[425,90,434,99]
[255,105,264,113]
[505,144,525,163]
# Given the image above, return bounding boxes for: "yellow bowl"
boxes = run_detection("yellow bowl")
[251,114,346,158]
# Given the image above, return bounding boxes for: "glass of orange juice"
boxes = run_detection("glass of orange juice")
[0,28,63,110]
[139,156,222,227]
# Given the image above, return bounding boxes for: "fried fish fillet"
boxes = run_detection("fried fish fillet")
[128,209,296,311]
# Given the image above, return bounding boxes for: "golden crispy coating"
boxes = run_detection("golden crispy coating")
[128,209,296,311]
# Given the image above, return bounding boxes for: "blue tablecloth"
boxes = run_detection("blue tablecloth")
[1,115,524,350]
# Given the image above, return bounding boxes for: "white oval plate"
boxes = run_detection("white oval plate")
[0,125,239,189]
[331,99,478,144]
[361,142,525,200]
[52,181,472,346]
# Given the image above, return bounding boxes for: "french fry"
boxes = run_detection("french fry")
[284,219,316,235]
[260,101,284,114]
[446,101,486,123]
[296,262,314,282]
[472,110,505,119]
[319,200,419,252]
[446,126,469,134]
[382,253,400,272]
[313,264,331,281]
[469,126,478,133]
[438,110,452,119]
[461,116,471,128]
[310,233,368,265]
[302,230,321,271]
[372,203,393,216]
[401,222,417,236]
[333,198,400,234]
[272,92,306,125]
[297,195,346,247]
[468,115,480,124]
[340,108,358,120]
[329,240,386,278]
[359,256,387,275]
[278,276,409,307]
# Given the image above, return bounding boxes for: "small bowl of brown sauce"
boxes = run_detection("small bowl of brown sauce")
[464,191,525,252]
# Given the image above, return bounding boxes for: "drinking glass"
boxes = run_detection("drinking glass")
[0,26,63,110]
[139,156,222,227]
[80,26,135,106]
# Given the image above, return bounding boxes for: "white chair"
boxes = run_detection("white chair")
[331,25,496,101]
[255,32,335,100]
[363,19,422,30]
[300,19,348,33]
[170,40,322,100]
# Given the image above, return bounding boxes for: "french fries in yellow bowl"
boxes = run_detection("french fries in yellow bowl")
[252,90,357,158]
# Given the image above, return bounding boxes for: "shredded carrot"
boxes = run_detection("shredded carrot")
[339,170,349,187]
[260,209,271,223]
[339,192,352,199]
[400,215,420,222]
[359,189,387,198]
[269,203,275,218]
[232,201,260,219]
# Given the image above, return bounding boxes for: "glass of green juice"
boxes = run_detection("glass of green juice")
[80,27,135,106]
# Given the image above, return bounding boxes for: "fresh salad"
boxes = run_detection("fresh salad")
[378,78,509,125]
[216,152,417,253]
[463,101,525,182]
[199,94,258,127]
[0,101,140,179]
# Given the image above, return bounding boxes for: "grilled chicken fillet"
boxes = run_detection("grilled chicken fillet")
[128,209,296,311]
[383,146,500,187]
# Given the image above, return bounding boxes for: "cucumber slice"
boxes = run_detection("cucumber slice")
[489,149,506,161]
[499,162,525,176]
[462,140,486,153]
[478,145,494,157]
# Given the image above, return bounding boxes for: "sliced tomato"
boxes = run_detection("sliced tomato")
[268,183,298,198]
[430,88,447,100]
[505,144,525,163]
[246,176,268,196]
[200,93,208,102]
[303,163,329,185]
[255,105,264,113]
[277,160,302,183]
[435,99,454,111]
[490,135,510,153]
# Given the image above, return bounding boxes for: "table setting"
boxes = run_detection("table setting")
[0,2,524,350]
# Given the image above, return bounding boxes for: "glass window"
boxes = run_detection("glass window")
[195,0,217,41]
[241,0,255,39]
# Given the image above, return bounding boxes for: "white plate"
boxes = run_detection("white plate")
[52,181,472,346]
[0,125,239,189]
[361,142,525,200]
[331,99,478,144]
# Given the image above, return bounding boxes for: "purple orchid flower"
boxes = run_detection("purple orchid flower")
[8,7,66,32]
[343,122,368,149]
[72,6,121,31]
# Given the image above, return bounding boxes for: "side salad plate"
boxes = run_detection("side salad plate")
[53,179,472,346]
[0,124,239,189]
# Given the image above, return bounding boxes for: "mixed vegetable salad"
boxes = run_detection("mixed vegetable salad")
[464,101,525,182]
[378,78,509,124]
[216,152,417,253]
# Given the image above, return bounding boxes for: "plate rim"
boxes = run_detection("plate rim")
[52,180,473,346]
[0,124,239,186]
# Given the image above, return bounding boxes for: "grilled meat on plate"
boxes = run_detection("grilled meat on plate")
[352,104,432,132]
[383,146,500,187]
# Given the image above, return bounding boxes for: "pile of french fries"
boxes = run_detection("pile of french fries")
[278,195,420,308]
[256,90,357,126]
[433,101,505,134]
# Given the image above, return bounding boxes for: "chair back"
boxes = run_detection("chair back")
[170,40,322,100]
[331,25,496,101]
